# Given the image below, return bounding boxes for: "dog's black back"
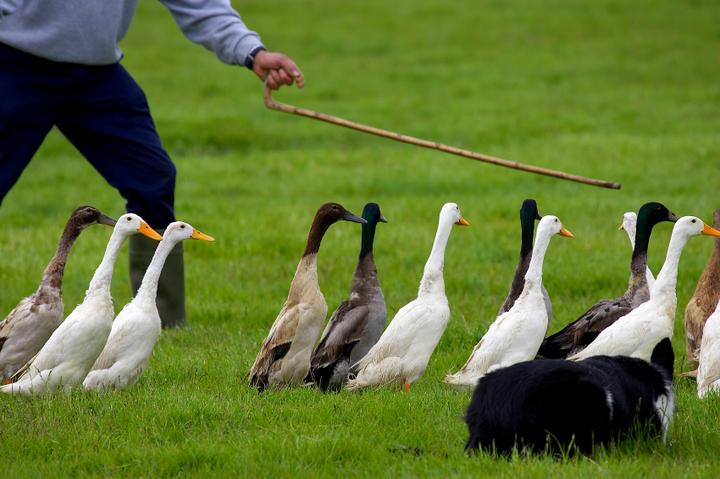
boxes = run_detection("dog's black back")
[464,338,675,455]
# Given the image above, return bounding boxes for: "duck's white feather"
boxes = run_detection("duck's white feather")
[347,203,465,390]
[572,216,712,362]
[2,292,113,395]
[84,221,211,391]
[446,215,568,388]
[1,214,155,396]
[83,301,160,390]
[697,299,720,398]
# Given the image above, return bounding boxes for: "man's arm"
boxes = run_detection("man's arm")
[160,0,303,90]
[0,0,21,17]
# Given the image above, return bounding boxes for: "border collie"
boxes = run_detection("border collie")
[464,338,675,455]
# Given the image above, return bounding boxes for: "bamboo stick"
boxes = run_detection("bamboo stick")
[263,86,621,190]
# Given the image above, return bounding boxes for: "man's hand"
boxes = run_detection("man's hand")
[253,51,304,90]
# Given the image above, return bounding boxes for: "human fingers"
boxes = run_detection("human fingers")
[276,68,294,86]
[266,71,280,90]
[279,57,304,88]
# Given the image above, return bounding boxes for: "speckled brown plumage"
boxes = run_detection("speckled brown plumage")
[307,203,387,390]
[248,203,366,391]
[684,209,720,371]
[0,206,115,381]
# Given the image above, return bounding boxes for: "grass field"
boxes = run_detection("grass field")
[2,0,720,476]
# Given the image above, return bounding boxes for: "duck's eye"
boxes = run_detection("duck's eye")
[126,217,131,222]
[691,219,697,223]
[180,225,185,229]
[555,218,558,222]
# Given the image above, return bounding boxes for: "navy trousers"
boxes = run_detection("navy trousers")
[0,42,176,228]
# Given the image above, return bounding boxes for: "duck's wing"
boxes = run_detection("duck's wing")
[684,298,708,366]
[354,301,429,370]
[9,351,38,382]
[309,300,368,375]
[248,303,301,390]
[538,297,631,359]
[13,307,86,380]
[0,297,34,352]
[456,309,521,373]
[498,250,531,316]
[699,351,720,392]
[90,320,131,371]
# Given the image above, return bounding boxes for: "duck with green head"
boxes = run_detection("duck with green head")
[538,202,678,359]
[307,203,388,391]
[498,199,551,324]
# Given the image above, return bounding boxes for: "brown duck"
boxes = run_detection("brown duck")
[683,209,720,374]
[0,206,116,382]
[248,203,365,391]
[307,203,387,391]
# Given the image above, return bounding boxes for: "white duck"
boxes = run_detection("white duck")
[445,215,573,388]
[346,202,469,391]
[620,212,656,291]
[1,214,161,395]
[83,221,213,391]
[571,216,720,362]
[0,206,115,382]
[697,298,720,398]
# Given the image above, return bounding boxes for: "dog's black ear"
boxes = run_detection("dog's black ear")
[650,337,674,377]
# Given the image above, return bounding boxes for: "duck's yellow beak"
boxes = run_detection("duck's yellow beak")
[702,224,720,238]
[455,217,470,226]
[138,222,162,240]
[559,226,574,238]
[618,223,624,230]
[191,229,215,241]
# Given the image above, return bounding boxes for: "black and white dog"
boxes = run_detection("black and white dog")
[464,338,675,455]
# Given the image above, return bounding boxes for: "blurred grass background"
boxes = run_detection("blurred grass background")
[1,0,719,476]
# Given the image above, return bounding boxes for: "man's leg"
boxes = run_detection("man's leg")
[56,63,187,328]
[0,44,57,205]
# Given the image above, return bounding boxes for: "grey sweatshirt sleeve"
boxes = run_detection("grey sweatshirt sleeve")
[160,0,264,66]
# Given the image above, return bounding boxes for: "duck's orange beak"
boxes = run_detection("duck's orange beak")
[138,222,162,240]
[559,226,574,238]
[455,217,470,226]
[191,229,215,241]
[702,224,720,238]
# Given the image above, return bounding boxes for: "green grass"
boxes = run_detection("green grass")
[2,0,720,476]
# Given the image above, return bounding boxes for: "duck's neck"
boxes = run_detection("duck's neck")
[626,222,637,250]
[39,222,82,291]
[350,252,378,294]
[418,217,452,296]
[289,253,320,298]
[86,229,126,295]
[702,235,720,287]
[501,217,535,312]
[355,221,379,289]
[359,220,377,260]
[291,216,331,295]
[627,215,654,298]
[303,216,331,257]
[523,227,552,290]
[510,215,536,291]
[520,214,534,258]
[692,225,720,310]
[651,230,691,299]
[136,237,178,301]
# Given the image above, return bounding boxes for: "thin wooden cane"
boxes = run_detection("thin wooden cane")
[263,86,621,190]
